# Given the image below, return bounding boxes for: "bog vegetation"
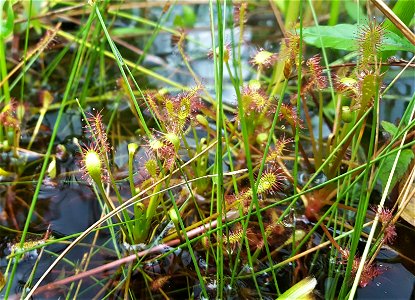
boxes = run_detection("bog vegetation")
[0,1,414,299]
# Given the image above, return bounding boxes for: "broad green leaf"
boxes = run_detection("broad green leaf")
[303,24,357,51]
[0,0,14,38]
[182,5,196,28]
[381,121,398,136]
[384,30,415,52]
[303,24,415,53]
[344,0,366,22]
[379,149,414,192]
[173,5,196,28]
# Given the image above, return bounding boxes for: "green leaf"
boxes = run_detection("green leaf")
[173,15,183,27]
[383,30,415,52]
[0,0,15,38]
[182,5,196,28]
[173,5,196,28]
[303,24,356,51]
[379,149,414,192]
[302,24,415,53]
[47,157,57,179]
[381,121,398,136]
[383,0,415,38]
[110,27,150,37]
[344,0,366,22]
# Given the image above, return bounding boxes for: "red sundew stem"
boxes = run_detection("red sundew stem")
[319,221,343,253]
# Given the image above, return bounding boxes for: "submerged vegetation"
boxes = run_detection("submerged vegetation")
[0,0,414,299]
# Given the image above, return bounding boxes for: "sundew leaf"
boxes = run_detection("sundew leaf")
[379,149,414,192]
[302,24,415,53]
[381,121,398,136]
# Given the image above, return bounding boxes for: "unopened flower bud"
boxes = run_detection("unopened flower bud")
[85,150,102,184]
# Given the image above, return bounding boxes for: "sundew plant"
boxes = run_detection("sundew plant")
[0,1,414,299]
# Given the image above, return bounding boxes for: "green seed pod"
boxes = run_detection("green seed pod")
[128,142,139,155]
[85,150,102,184]
[196,114,209,127]
[256,132,268,145]
[341,106,353,123]
[248,79,261,91]
[168,207,179,225]
[201,235,210,250]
